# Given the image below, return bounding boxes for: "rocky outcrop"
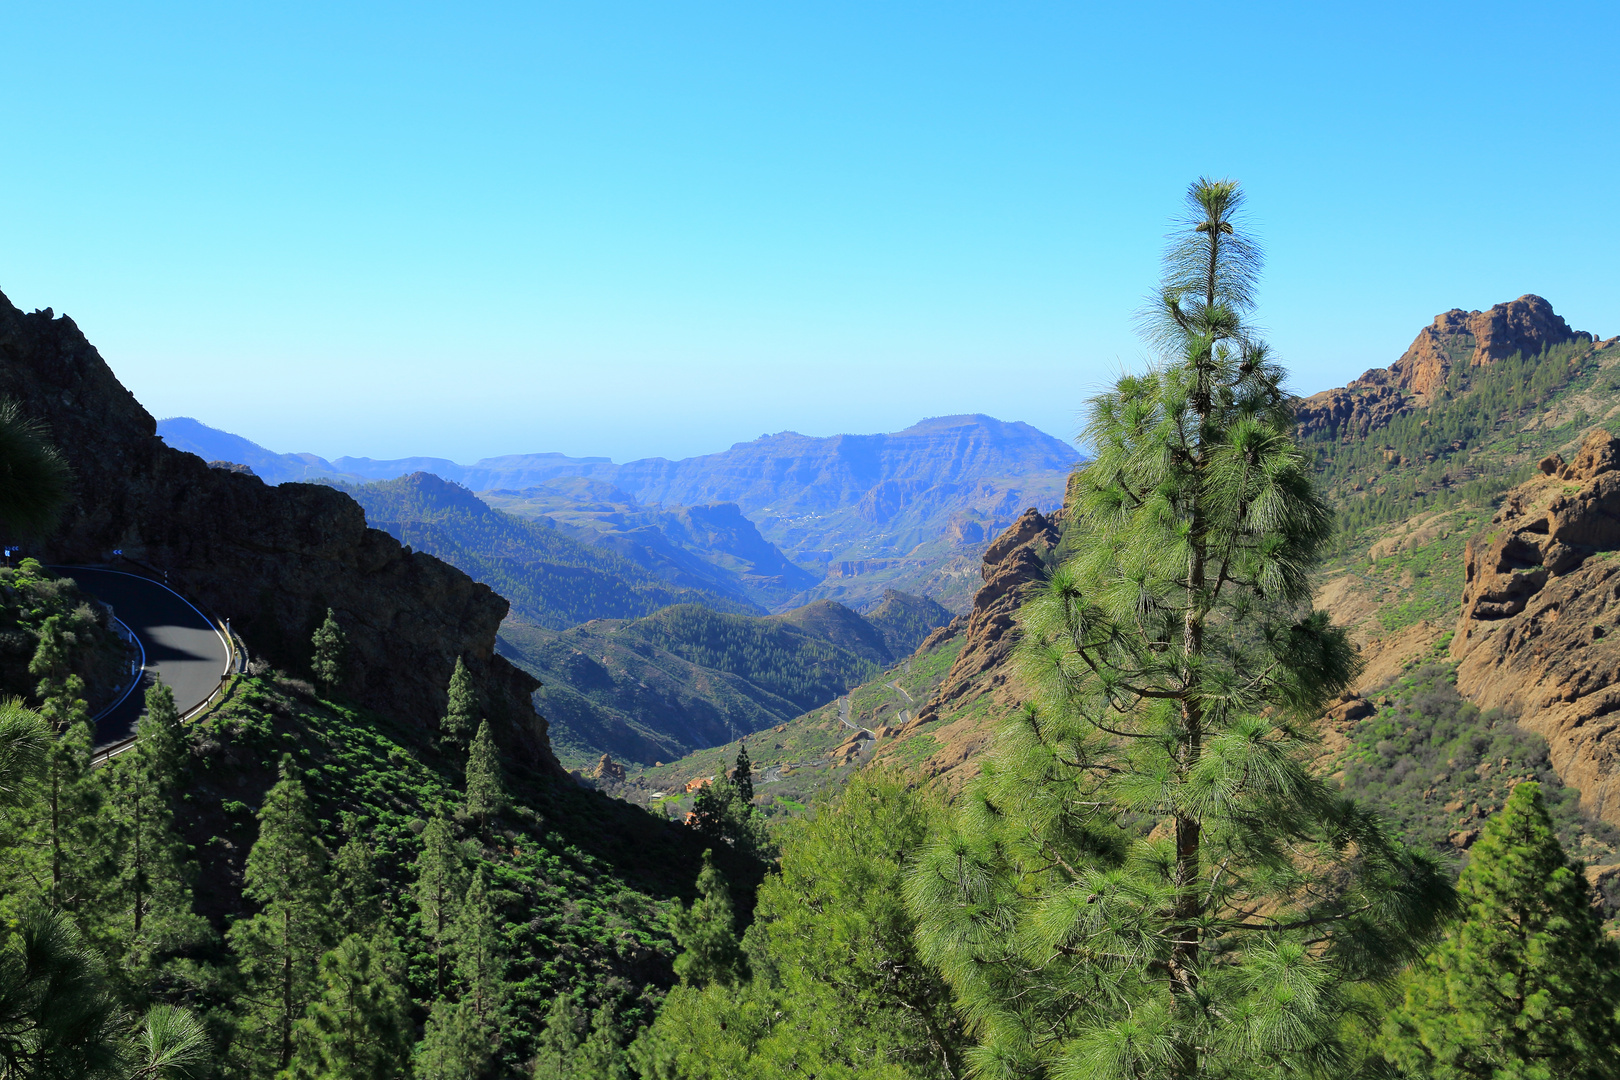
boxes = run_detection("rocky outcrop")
[1293,383,1414,440]
[0,292,558,773]
[1452,428,1620,824]
[903,507,1059,731]
[1295,296,1591,439]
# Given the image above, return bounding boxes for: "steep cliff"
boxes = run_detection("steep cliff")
[0,291,558,773]
[1452,428,1620,824]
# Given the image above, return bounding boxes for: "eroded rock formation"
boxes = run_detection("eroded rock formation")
[902,506,1058,736]
[0,292,558,773]
[1452,428,1620,823]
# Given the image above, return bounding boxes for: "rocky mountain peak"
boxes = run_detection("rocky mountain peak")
[1367,294,1587,398]
[1296,296,1593,440]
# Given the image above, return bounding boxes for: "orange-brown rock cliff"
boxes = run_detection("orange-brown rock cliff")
[1452,427,1620,824]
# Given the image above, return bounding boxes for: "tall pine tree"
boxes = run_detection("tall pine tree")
[414,866,505,1080]
[227,762,330,1075]
[35,676,105,911]
[411,814,467,997]
[103,680,208,986]
[310,609,347,694]
[671,849,744,990]
[286,931,413,1080]
[731,742,752,806]
[331,813,383,940]
[908,178,1453,1079]
[415,997,492,1080]
[531,994,586,1080]
[463,721,504,826]
[452,866,505,1024]
[1384,782,1620,1079]
[441,658,477,749]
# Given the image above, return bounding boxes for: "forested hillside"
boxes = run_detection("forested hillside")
[0,622,761,1076]
[497,595,943,771]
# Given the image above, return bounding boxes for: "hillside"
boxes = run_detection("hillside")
[859,587,955,657]
[0,290,760,1077]
[480,481,819,611]
[498,595,947,771]
[341,472,757,627]
[848,297,1620,880]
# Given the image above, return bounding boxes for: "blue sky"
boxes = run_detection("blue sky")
[3,2,1616,463]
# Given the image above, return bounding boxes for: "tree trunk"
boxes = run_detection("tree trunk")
[133,776,144,936]
[49,762,61,901]
[1167,226,1222,1078]
[281,905,294,1072]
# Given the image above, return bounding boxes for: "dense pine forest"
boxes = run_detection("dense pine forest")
[3,178,1619,1079]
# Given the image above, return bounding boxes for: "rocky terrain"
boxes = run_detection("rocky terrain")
[0,291,556,772]
[1452,429,1620,825]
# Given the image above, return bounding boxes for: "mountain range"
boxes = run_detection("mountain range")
[158,413,1080,611]
[333,469,952,768]
[11,277,1620,1080]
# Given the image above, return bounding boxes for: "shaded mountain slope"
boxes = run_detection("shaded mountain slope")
[498,599,900,769]
[342,472,757,628]
[481,482,818,611]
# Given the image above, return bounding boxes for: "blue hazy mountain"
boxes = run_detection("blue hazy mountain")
[158,413,1080,609]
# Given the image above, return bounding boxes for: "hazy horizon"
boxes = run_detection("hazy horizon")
[5,2,1617,462]
[158,409,1081,469]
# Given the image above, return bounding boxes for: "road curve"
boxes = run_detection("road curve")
[50,567,232,749]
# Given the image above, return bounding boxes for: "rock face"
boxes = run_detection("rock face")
[1295,295,1589,439]
[1293,383,1414,440]
[904,506,1059,732]
[1452,428,1620,824]
[0,292,558,773]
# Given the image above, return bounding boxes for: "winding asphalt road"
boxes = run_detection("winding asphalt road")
[50,567,232,749]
